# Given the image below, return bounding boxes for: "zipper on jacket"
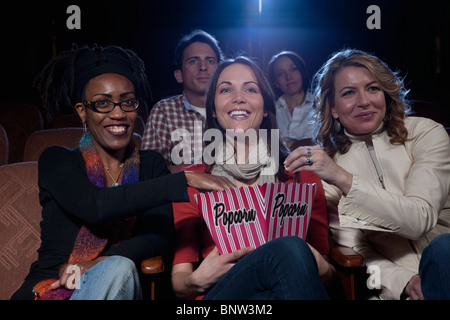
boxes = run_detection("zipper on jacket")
[378,174,386,189]
[365,141,386,190]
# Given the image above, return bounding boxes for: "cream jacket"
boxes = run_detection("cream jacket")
[324,117,450,300]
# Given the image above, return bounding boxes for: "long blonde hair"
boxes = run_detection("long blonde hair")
[312,49,411,158]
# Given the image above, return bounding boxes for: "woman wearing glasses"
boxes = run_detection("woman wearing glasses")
[11,45,233,300]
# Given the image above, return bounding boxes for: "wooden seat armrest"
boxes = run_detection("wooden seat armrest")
[141,256,164,274]
[330,246,364,268]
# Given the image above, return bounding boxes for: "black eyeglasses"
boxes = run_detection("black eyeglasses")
[83,98,140,113]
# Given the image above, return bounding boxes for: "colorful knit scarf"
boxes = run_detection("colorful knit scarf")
[33,133,140,300]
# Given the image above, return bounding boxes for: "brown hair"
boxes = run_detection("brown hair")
[267,51,311,98]
[205,56,290,181]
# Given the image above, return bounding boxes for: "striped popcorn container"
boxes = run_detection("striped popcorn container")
[194,182,317,254]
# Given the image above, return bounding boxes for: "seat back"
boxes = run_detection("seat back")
[52,113,82,128]
[23,128,84,162]
[0,102,44,163]
[0,162,41,299]
[410,100,450,127]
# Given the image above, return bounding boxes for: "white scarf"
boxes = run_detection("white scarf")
[211,139,277,184]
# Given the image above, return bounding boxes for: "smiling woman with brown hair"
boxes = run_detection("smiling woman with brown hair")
[171,56,334,300]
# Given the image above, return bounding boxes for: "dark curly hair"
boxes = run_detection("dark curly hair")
[34,44,152,123]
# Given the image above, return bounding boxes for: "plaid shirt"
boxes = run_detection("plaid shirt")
[141,94,206,165]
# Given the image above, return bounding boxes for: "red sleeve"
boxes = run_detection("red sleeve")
[172,187,215,265]
[172,187,202,265]
[295,171,330,255]
[182,163,210,173]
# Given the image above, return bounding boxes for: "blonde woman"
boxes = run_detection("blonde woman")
[284,49,450,300]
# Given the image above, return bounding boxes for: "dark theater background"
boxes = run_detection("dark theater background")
[1,0,449,135]
[1,0,449,307]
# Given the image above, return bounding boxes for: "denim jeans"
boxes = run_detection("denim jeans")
[69,255,142,300]
[204,236,328,300]
[419,233,450,300]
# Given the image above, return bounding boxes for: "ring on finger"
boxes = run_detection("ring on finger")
[306,148,313,166]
